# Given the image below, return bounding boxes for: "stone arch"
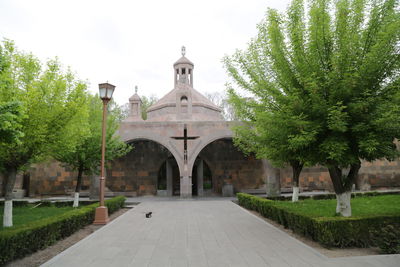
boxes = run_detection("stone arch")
[116,137,181,196]
[122,132,184,175]
[188,130,233,175]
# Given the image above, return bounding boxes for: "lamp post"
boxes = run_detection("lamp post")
[93,82,115,225]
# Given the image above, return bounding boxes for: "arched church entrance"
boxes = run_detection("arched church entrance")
[107,139,179,196]
[191,138,265,196]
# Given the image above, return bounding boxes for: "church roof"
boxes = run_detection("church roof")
[129,86,141,102]
[129,93,141,102]
[147,85,221,113]
[173,56,194,66]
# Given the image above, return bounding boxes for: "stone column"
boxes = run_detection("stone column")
[197,159,204,197]
[166,159,173,196]
[180,165,192,198]
[262,159,281,197]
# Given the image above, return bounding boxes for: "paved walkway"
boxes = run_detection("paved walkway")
[42,200,400,267]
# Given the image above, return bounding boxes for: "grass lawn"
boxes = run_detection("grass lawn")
[270,194,400,218]
[0,205,76,230]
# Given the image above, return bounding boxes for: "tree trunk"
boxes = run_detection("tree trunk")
[328,161,361,217]
[73,167,83,208]
[291,161,303,202]
[336,191,352,217]
[3,167,17,227]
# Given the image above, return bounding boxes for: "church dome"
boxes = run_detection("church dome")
[129,93,141,101]
[173,56,194,66]
[146,47,223,122]
[129,85,141,102]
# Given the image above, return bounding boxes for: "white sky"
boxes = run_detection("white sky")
[0,0,291,105]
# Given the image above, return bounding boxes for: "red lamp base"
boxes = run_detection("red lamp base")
[93,206,109,225]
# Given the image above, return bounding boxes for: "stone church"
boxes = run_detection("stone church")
[107,48,268,198]
[3,49,400,198]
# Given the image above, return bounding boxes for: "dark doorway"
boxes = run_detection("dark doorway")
[192,165,198,196]
[157,157,180,196]
[172,162,180,196]
[22,172,30,197]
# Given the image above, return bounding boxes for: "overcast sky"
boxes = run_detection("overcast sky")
[0,0,291,105]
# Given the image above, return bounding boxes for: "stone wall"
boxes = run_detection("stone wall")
[107,140,172,196]
[198,139,265,194]
[280,159,400,192]
[29,160,90,196]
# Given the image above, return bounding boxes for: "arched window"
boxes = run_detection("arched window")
[180,96,188,104]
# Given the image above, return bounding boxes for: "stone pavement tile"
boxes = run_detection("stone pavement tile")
[87,258,114,267]
[328,255,400,267]
[240,250,271,267]
[150,245,171,261]
[43,257,94,267]
[259,253,291,267]
[169,258,189,267]
[131,258,150,267]
[148,258,169,267]
[187,253,208,267]
[134,244,156,259]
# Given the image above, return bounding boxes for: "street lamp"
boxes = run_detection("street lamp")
[93,82,115,225]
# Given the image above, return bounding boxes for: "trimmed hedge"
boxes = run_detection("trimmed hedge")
[265,190,400,201]
[371,224,400,254]
[0,196,126,265]
[237,193,400,248]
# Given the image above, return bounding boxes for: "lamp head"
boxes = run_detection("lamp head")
[98,83,115,101]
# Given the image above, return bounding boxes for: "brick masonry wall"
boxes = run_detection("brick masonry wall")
[198,139,265,194]
[280,159,400,192]
[107,140,171,196]
[20,143,400,196]
[29,160,90,196]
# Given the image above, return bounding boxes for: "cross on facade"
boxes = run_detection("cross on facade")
[171,124,199,164]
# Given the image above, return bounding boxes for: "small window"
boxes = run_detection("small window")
[181,68,186,74]
[176,69,179,74]
[188,69,191,74]
[181,96,188,104]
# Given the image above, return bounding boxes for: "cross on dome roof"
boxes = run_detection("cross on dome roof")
[181,46,186,56]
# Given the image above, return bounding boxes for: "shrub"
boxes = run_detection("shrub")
[0,196,126,265]
[371,224,400,254]
[236,193,400,248]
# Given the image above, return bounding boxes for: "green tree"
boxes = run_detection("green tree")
[0,101,24,144]
[204,91,238,121]
[54,94,132,207]
[141,95,158,120]
[226,90,316,201]
[0,40,88,227]
[224,0,400,215]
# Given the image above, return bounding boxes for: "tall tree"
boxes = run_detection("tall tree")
[226,90,316,201]
[140,95,158,120]
[224,0,400,215]
[0,101,23,145]
[54,94,132,207]
[204,91,238,121]
[0,40,88,226]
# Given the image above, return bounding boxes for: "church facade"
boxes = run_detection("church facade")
[108,49,268,198]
